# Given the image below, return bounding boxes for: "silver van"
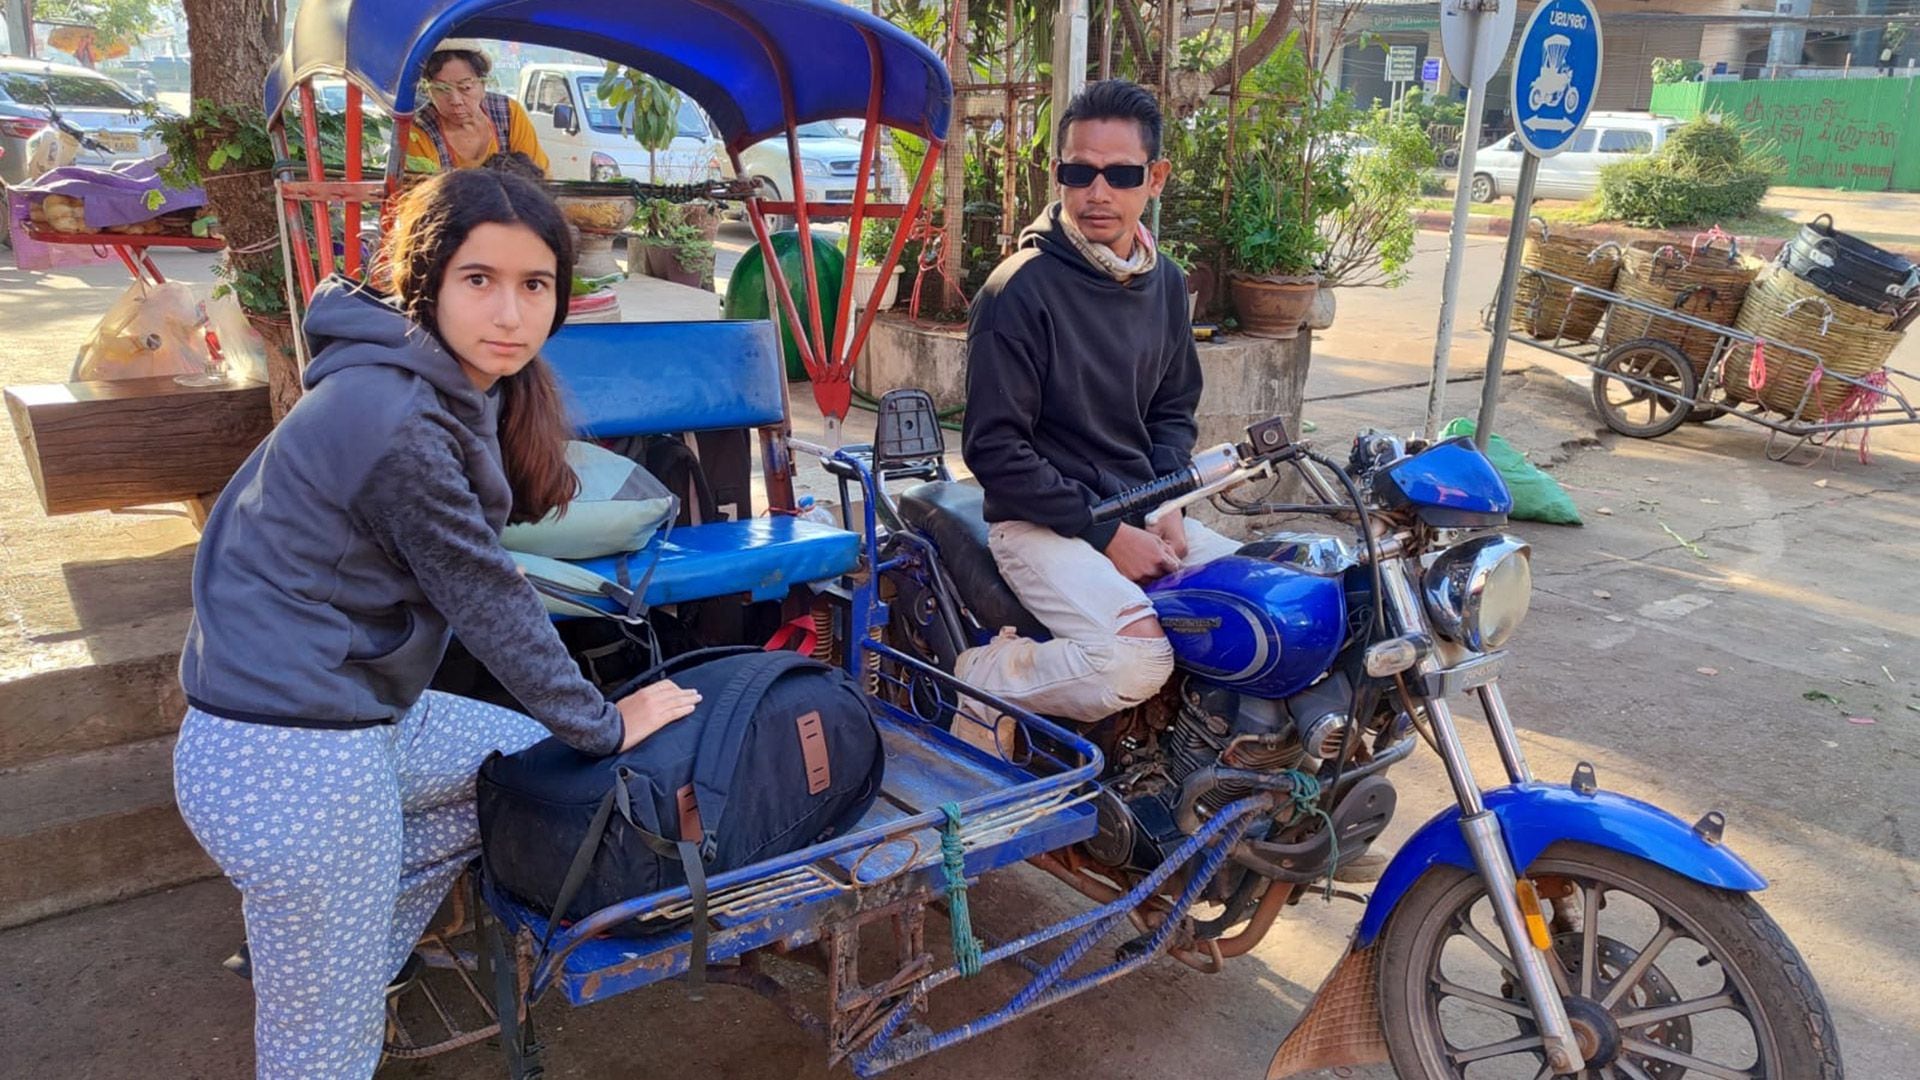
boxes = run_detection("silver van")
[1470,112,1679,203]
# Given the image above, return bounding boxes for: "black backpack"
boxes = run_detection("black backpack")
[476,647,884,981]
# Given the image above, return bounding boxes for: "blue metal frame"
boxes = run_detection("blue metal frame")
[1354,782,1767,946]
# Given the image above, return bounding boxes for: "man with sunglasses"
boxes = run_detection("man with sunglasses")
[954,80,1241,735]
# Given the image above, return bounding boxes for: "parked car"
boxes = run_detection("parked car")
[1,57,170,246]
[516,63,721,183]
[728,118,891,208]
[1469,111,1676,203]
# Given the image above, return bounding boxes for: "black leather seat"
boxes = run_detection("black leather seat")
[896,482,1049,638]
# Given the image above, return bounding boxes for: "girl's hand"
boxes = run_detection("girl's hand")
[615,679,702,751]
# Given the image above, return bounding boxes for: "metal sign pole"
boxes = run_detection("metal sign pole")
[1422,74,1486,442]
[1473,151,1539,449]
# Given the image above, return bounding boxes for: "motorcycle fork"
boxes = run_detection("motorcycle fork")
[1376,560,1585,1075]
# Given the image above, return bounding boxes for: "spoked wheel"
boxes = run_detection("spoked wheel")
[1378,842,1842,1080]
[1592,340,1698,439]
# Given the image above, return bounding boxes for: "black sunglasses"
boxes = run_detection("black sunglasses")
[1054,161,1151,189]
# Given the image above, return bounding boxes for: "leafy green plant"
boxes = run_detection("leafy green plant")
[595,66,683,182]
[1651,57,1705,84]
[1220,31,1355,278]
[1598,116,1775,228]
[1320,108,1435,288]
[855,216,899,267]
[632,198,715,277]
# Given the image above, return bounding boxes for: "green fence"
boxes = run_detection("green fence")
[1649,78,1920,193]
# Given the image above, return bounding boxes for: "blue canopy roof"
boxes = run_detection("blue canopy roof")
[263,0,952,151]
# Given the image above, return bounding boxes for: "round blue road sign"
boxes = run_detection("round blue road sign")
[1510,0,1603,159]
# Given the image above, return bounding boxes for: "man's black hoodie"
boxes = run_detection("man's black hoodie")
[962,202,1201,551]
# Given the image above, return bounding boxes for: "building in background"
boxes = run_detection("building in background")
[1316,0,1919,130]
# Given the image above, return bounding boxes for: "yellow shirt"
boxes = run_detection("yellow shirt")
[407,95,550,174]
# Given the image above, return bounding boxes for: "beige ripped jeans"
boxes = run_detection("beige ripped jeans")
[953,517,1241,727]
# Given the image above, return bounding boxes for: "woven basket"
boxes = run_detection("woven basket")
[1600,237,1761,379]
[1723,266,1903,418]
[1517,220,1621,342]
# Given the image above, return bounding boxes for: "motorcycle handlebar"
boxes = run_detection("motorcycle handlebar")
[1087,467,1204,526]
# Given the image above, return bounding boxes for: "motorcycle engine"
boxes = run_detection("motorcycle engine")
[1086,678,1332,872]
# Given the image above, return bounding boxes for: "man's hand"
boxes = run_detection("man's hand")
[1147,511,1188,561]
[615,679,702,751]
[1105,523,1182,584]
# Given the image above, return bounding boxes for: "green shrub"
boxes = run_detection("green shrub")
[1651,57,1704,84]
[1597,116,1773,228]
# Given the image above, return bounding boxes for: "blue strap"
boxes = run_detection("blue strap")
[939,802,983,978]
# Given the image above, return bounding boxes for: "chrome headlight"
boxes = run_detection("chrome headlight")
[1422,535,1532,651]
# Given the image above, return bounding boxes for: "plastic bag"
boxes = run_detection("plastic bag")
[1439,418,1583,526]
[202,287,271,386]
[71,280,212,381]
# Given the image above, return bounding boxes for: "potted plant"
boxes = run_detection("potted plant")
[1220,33,1355,339]
[630,198,716,289]
[849,216,905,311]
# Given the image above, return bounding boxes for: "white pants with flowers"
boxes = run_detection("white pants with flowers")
[173,691,547,1080]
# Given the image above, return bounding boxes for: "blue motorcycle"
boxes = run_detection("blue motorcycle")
[846,392,1842,1079]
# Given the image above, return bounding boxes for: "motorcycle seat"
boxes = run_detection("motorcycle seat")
[896,481,1049,639]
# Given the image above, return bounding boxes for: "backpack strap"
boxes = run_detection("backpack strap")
[540,768,713,993]
[688,651,833,859]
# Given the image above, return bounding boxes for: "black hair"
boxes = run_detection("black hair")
[424,48,492,81]
[1056,79,1163,161]
[481,150,548,182]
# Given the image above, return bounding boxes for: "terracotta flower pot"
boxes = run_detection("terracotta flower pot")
[1229,272,1320,340]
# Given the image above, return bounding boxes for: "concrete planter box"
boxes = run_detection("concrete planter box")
[857,315,1312,540]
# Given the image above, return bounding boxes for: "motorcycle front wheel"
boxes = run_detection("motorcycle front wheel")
[1377,842,1842,1079]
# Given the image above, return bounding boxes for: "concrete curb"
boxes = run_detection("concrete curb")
[1414,210,1920,266]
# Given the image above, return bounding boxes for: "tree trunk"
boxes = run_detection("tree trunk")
[1206,0,1294,96]
[939,0,969,312]
[182,0,295,413]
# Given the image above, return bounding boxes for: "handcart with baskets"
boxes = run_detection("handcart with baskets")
[1502,222,1920,462]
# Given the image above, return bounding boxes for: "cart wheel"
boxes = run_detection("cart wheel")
[1592,339,1698,439]
[1685,400,1730,423]
[1565,85,1580,114]
[1529,86,1545,110]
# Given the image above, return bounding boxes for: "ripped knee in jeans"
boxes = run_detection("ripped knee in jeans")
[1094,634,1176,711]
[1116,604,1164,638]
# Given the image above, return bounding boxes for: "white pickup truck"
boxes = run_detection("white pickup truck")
[515,63,721,183]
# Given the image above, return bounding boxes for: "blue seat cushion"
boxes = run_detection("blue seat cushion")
[560,516,860,611]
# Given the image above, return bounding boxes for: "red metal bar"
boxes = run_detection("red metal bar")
[753,202,907,220]
[828,30,887,367]
[343,83,364,278]
[778,108,828,390]
[297,83,336,280]
[111,243,144,281]
[731,148,820,377]
[681,0,833,405]
[136,248,167,285]
[839,143,943,379]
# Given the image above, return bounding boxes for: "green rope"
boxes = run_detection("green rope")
[1282,769,1341,901]
[939,802,984,977]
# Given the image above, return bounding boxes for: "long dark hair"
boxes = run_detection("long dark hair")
[386,169,577,523]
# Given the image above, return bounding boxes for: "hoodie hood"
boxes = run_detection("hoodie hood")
[300,277,494,430]
[1018,202,1157,286]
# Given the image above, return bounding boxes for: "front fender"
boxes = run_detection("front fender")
[1354,783,1766,947]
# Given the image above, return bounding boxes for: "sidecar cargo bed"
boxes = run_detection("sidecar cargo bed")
[486,710,1097,1008]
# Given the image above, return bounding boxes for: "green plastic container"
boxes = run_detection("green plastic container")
[722,229,845,381]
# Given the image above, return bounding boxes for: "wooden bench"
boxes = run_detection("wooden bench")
[5,376,271,519]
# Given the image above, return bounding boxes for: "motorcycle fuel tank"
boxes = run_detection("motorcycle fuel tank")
[1146,555,1347,698]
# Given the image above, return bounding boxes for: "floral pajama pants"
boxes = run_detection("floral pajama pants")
[173,691,548,1080]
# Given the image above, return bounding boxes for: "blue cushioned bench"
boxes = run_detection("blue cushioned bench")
[541,320,858,610]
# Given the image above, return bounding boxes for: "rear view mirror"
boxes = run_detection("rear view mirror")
[551,103,577,133]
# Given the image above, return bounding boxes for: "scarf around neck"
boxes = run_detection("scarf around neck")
[1059,206,1159,283]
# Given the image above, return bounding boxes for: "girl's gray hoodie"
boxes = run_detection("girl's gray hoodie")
[178,279,622,755]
